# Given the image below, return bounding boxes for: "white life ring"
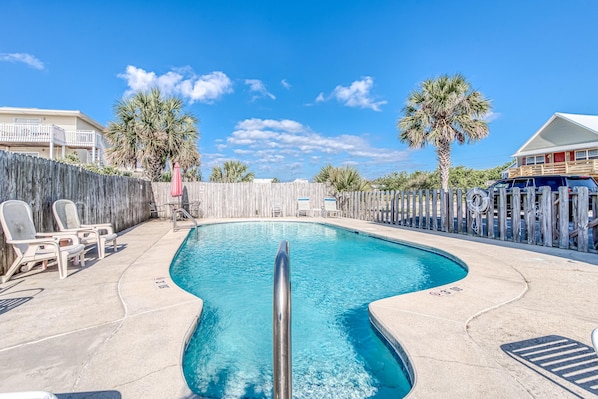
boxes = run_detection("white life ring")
[466,188,490,214]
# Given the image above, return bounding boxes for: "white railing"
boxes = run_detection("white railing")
[64,130,108,164]
[0,123,66,145]
[509,160,598,177]
[0,123,109,164]
[0,123,108,150]
[65,130,95,145]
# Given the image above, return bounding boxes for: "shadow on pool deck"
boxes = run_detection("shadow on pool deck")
[501,335,598,398]
[55,391,122,398]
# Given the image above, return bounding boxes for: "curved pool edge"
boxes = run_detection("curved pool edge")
[322,219,537,398]
[172,217,598,398]
[134,223,205,399]
[326,220,598,399]
[177,217,525,398]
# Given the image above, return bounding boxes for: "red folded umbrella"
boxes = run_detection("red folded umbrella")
[170,162,183,198]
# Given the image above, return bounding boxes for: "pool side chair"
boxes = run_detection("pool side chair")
[271,201,282,217]
[0,200,85,283]
[324,197,342,218]
[52,199,118,259]
[296,198,311,217]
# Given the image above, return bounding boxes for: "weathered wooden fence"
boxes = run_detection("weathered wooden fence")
[4,150,595,276]
[338,187,598,253]
[0,151,153,275]
[151,182,331,218]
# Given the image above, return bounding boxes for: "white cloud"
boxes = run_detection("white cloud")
[327,76,387,111]
[236,118,304,133]
[315,93,325,102]
[222,117,411,180]
[245,79,276,101]
[485,111,501,122]
[0,53,44,70]
[281,79,291,89]
[118,65,233,104]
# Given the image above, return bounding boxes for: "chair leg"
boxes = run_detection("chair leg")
[98,237,117,259]
[22,261,38,272]
[58,252,68,279]
[94,233,105,259]
[98,241,105,259]
[1,256,25,283]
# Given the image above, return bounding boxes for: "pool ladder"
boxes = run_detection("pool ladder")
[172,207,198,231]
[273,240,291,399]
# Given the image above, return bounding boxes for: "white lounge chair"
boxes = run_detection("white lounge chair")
[0,200,85,282]
[324,197,342,218]
[52,199,117,259]
[296,198,311,217]
[271,201,282,217]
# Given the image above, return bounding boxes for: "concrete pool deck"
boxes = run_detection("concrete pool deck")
[0,218,597,398]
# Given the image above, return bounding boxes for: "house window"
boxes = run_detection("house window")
[575,149,598,160]
[526,155,545,165]
[14,118,41,124]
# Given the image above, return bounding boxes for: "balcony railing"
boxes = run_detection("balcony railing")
[0,123,108,150]
[508,160,598,177]
[0,123,67,145]
[64,130,108,148]
[0,123,108,164]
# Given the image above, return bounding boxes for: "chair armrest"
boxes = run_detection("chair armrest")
[56,227,97,235]
[82,223,112,228]
[8,237,61,248]
[81,223,114,234]
[36,232,81,244]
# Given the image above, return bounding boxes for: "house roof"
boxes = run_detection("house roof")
[512,112,598,157]
[0,107,105,131]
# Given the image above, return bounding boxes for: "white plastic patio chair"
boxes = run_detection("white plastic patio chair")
[52,199,117,259]
[0,200,85,282]
[271,201,282,217]
[324,197,342,217]
[296,198,311,217]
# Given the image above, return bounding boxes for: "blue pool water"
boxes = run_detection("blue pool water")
[171,222,467,399]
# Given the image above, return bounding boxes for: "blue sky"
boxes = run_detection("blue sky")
[1,0,597,182]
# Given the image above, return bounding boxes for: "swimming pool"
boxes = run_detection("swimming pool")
[171,222,467,399]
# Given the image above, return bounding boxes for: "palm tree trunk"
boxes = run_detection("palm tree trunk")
[437,140,451,191]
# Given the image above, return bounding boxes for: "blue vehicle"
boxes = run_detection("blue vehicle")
[486,175,598,218]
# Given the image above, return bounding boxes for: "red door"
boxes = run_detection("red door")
[554,152,565,163]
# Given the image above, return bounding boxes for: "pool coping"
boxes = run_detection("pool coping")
[323,219,598,399]
[0,217,597,398]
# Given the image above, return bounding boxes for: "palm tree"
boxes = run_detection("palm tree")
[397,74,491,191]
[105,88,200,181]
[314,164,370,193]
[209,160,255,182]
[314,164,335,184]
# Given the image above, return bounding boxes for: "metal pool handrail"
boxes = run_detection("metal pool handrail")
[273,240,291,399]
[172,207,198,231]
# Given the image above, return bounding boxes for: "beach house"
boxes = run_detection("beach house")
[508,112,598,178]
[0,107,109,164]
